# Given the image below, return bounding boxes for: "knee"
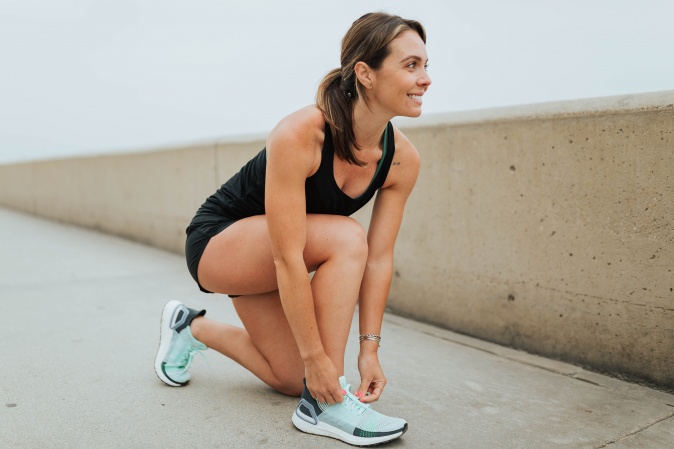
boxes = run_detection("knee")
[272,376,304,397]
[306,216,369,270]
[336,218,368,262]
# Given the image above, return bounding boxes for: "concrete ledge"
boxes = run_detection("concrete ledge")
[394,89,674,127]
[1,91,672,389]
[387,91,673,390]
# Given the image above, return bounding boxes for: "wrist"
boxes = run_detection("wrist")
[358,333,381,345]
[300,346,326,363]
[359,339,380,356]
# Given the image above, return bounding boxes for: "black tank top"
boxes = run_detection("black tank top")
[188,122,395,234]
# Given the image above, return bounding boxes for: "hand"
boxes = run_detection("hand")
[356,351,386,403]
[304,353,345,405]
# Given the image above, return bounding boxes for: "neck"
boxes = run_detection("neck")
[351,98,392,152]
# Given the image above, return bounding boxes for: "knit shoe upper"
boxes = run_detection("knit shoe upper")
[292,376,408,446]
[154,300,206,387]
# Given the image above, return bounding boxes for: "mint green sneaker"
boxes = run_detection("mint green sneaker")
[154,300,207,387]
[292,376,408,446]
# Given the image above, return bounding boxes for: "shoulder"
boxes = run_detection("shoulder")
[266,105,325,176]
[382,125,420,190]
[268,106,325,154]
[392,125,420,165]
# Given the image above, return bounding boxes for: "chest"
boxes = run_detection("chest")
[332,152,381,199]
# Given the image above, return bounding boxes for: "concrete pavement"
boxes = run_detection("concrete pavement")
[1,207,673,448]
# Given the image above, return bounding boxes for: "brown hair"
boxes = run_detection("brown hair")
[316,12,426,165]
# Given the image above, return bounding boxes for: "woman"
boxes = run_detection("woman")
[154,12,430,446]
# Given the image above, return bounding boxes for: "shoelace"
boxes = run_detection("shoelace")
[342,383,370,416]
[178,348,198,369]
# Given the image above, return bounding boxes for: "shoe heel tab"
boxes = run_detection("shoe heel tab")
[189,308,206,323]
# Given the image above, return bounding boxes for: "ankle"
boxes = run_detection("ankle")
[189,316,205,342]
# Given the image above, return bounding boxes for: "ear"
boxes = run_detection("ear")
[354,61,374,89]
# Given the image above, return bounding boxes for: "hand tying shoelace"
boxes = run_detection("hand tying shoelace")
[341,382,370,416]
[292,375,408,446]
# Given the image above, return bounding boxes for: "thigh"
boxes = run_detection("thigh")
[197,214,364,295]
[197,215,277,295]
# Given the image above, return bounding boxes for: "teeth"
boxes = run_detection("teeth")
[409,95,422,101]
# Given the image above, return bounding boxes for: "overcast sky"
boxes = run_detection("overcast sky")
[1,0,673,164]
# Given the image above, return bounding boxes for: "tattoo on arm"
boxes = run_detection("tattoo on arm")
[392,161,401,166]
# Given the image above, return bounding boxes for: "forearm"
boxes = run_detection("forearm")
[273,251,343,405]
[353,258,392,401]
[275,258,325,361]
[358,258,393,352]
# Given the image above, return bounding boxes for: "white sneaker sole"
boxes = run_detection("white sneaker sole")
[154,300,184,387]
[292,410,406,447]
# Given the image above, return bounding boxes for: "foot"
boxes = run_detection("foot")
[154,300,207,387]
[292,376,408,447]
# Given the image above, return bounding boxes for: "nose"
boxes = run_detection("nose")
[418,70,431,88]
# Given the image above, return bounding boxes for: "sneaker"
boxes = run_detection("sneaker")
[292,376,408,446]
[154,300,207,387]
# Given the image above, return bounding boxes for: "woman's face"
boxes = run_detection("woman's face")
[369,30,431,118]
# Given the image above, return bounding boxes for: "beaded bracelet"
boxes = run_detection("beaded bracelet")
[359,334,381,346]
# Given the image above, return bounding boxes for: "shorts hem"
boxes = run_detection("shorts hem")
[185,221,235,294]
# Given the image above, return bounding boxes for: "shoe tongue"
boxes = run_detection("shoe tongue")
[339,376,348,389]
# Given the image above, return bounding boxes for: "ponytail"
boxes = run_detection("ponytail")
[316,68,361,166]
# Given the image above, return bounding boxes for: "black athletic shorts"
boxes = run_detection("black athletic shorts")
[185,215,236,294]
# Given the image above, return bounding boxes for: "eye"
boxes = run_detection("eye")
[406,62,416,69]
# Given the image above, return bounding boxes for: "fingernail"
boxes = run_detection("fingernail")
[342,389,347,395]
[355,392,362,397]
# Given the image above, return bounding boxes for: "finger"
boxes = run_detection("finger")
[311,389,329,406]
[333,387,346,404]
[361,383,384,403]
[321,385,345,406]
[360,391,379,403]
[308,388,317,400]
[371,381,384,397]
[309,383,338,404]
[355,378,371,399]
[324,392,340,405]
[357,387,374,403]
[360,392,376,403]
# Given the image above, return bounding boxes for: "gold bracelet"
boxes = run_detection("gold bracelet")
[359,334,381,346]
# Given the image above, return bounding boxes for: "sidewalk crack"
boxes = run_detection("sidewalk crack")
[592,412,674,448]
[566,374,605,388]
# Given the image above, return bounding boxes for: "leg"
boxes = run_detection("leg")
[191,290,304,396]
[192,214,367,395]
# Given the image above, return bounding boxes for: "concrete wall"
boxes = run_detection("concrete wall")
[1,91,672,388]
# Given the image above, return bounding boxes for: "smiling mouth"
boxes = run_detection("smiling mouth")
[408,94,423,102]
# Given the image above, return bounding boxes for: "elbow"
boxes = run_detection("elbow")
[365,255,394,272]
[272,252,306,274]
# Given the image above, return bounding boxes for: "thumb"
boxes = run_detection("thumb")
[355,378,371,399]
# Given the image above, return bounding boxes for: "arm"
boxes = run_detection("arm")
[265,111,344,405]
[355,133,420,402]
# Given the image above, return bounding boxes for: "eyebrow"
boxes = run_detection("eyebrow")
[400,55,428,63]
